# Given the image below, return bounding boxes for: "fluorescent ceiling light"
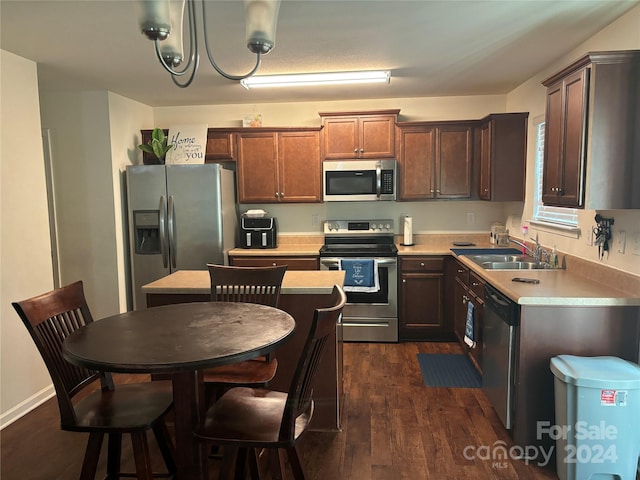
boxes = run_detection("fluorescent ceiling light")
[240,70,391,89]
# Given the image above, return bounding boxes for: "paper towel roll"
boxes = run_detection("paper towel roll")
[403,216,413,245]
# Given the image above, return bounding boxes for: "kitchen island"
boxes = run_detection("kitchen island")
[142,269,346,431]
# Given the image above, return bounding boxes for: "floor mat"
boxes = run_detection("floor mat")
[417,353,481,388]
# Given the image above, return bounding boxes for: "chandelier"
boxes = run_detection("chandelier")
[136,0,281,87]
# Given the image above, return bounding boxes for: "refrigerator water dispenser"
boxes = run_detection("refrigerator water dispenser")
[133,210,161,254]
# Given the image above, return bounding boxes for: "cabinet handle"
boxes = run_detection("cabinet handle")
[402,279,406,283]
[457,269,465,273]
[272,262,277,266]
[354,148,358,153]
[420,262,425,267]
[360,148,364,153]
[436,189,441,194]
[280,192,284,197]
[484,188,489,192]
[430,189,435,194]
[275,192,279,197]
[472,282,480,286]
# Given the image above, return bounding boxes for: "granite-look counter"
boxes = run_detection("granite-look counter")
[142,269,345,296]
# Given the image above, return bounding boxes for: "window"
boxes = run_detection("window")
[532,121,578,229]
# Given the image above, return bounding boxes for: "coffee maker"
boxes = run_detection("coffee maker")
[239,217,277,248]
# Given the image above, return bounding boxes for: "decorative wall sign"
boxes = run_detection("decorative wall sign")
[165,124,208,164]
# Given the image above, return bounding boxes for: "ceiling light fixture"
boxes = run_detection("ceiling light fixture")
[136,0,281,88]
[240,70,392,89]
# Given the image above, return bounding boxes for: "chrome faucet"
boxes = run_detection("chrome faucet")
[509,236,542,261]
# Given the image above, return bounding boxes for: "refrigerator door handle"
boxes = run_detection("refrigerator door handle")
[159,195,168,268]
[168,195,177,268]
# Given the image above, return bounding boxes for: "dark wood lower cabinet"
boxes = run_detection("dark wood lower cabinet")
[399,256,455,341]
[452,260,484,374]
[229,255,319,270]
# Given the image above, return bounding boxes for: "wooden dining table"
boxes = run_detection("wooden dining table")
[62,301,296,480]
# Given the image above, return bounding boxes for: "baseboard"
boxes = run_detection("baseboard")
[0,384,55,430]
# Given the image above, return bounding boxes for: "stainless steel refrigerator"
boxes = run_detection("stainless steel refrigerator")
[126,164,237,310]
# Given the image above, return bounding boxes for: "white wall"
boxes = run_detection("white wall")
[506,4,640,275]
[38,91,153,318]
[0,50,55,427]
[107,93,155,311]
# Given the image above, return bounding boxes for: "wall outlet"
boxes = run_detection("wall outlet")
[467,212,476,225]
[585,228,594,246]
[311,214,320,226]
[631,231,640,256]
[616,230,626,254]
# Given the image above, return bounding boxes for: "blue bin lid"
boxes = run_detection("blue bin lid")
[550,355,640,389]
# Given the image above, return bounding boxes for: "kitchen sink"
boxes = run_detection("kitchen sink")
[466,254,550,270]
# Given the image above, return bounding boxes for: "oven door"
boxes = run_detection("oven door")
[320,256,398,342]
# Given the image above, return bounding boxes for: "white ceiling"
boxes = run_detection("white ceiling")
[1,0,637,107]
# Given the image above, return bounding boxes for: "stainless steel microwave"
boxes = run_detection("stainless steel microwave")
[323,159,397,202]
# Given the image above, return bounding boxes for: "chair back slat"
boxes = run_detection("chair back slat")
[12,281,109,426]
[207,264,287,307]
[279,285,346,442]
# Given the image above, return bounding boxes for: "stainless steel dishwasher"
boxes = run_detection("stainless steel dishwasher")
[483,284,520,429]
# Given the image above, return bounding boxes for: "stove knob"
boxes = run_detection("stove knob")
[385,223,391,230]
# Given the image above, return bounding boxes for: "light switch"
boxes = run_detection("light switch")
[631,232,640,256]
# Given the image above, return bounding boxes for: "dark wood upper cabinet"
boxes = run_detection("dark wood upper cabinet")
[542,50,640,209]
[236,129,321,204]
[542,68,589,207]
[478,113,529,201]
[319,110,399,159]
[397,122,473,200]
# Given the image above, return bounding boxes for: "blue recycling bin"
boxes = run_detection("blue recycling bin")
[550,355,640,480]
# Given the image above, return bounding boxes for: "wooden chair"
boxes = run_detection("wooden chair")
[12,281,175,480]
[203,264,287,400]
[194,285,347,480]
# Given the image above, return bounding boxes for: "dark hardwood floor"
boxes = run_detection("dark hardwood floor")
[1,342,562,479]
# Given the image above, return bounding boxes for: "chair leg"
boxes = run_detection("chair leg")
[106,433,122,479]
[80,432,104,480]
[152,420,176,475]
[130,431,154,480]
[247,448,260,480]
[218,446,237,480]
[233,448,248,480]
[286,446,305,480]
[268,448,286,480]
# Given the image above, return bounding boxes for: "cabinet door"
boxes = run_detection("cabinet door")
[542,81,564,204]
[453,277,468,344]
[478,113,528,201]
[437,125,472,198]
[479,121,492,200]
[237,132,279,203]
[359,115,396,158]
[543,68,589,207]
[278,131,321,203]
[398,125,436,200]
[322,117,359,159]
[399,271,445,340]
[206,131,236,161]
[559,68,588,207]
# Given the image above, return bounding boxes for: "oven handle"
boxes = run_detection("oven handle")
[320,257,397,268]
[376,162,382,199]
